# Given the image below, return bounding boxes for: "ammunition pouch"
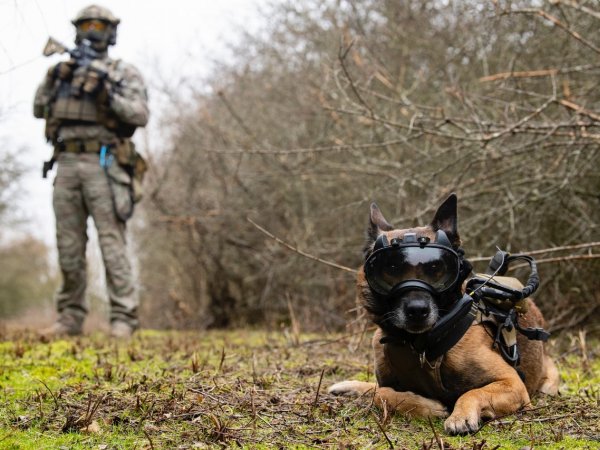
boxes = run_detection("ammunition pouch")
[52,76,99,122]
[105,161,134,222]
[42,62,138,140]
[56,139,104,153]
[52,95,98,122]
[99,108,137,138]
[103,140,147,222]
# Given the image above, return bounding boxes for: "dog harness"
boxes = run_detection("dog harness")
[379,251,550,370]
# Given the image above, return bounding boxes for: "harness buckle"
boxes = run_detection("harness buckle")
[418,352,442,370]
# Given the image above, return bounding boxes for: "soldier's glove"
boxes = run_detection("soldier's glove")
[82,61,109,96]
[82,69,104,95]
[52,59,77,81]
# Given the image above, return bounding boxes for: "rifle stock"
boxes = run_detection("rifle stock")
[43,37,68,57]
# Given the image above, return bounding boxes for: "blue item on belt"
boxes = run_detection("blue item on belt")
[99,145,113,168]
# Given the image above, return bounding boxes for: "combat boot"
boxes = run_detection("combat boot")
[39,321,82,340]
[110,321,135,338]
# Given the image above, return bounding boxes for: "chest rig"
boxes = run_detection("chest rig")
[51,60,119,124]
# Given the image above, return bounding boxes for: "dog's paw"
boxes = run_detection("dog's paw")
[374,387,448,418]
[417,397,449,418]
[444,410,480,435]
[328,380,375,396]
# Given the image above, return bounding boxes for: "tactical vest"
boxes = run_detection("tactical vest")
[47,60,131,137]
[52,81,99,122]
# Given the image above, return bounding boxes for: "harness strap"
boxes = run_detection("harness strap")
[516,322,550,341]
[413,299,477,363]
[476,302,551,368]
[381,294,550,371]
[380,294,477,366]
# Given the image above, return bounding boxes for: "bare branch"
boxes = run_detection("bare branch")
[202,139,409,155]
[246,217,357,274]
[509,253,600,271]
[551,0,600,21]
[509,8,600,54]
[559,99,600,123]
[469,241,600,262]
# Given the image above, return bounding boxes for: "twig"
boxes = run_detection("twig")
[203,138,408,155]
[509,253,600,270]
[494,412,600,425]
[371,410,394,449]
[143,427,155,450]
[250,215,599,274]
[478,64,600,82]
[218,347,226,373]
[246,217,357,274]
[481,84,556,141]
[469,241,600,262]
[313,369,325,408]
[509,8,600,55]
[480,68,558,82]
[428,416,444,450]
[36,379,60,410]
[217,90,258,143]
[559,99,600,122]
[338,38,375,118]
[551,0,600,22]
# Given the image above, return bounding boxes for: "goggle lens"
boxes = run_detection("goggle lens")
[365,246,460,295]
[78,20,108,32]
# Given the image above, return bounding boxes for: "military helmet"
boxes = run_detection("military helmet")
[72,4,120,50]
[71,4,120,26]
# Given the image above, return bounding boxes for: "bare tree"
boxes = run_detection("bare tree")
[136,0,599,331]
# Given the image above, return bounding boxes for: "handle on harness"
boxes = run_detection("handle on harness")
[472,250,540,302]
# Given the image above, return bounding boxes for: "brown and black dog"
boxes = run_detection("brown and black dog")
[329,194,559,434]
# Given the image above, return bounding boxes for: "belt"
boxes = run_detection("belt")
[57,140,107,153]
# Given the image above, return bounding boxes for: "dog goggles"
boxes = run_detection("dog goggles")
[364,231,461,296]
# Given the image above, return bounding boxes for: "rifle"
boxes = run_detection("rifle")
[43,36,99,68]
[40,37,105,178]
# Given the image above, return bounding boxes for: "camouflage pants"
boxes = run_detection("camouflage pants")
[53,152,138,329]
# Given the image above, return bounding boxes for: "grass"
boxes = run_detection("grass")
[0,327,598,449]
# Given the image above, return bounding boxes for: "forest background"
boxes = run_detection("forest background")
[1,0,599,335]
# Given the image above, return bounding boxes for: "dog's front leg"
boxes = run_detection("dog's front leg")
[444,376,529,434]
[329,381,448,418]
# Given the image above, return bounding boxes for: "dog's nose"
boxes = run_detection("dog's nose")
[405,299,431,320]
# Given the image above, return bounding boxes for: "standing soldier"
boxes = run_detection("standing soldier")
[33,4,149,338]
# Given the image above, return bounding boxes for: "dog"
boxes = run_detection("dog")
[329,194,559,434]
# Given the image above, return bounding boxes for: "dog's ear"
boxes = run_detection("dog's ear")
[365,203,393,256]
[370,202,394,232]
[431,193,460,244]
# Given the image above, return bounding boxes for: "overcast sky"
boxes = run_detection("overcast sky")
[0,0,271,244]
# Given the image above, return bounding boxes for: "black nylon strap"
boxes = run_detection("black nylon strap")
[516,322,551,342]
[380,294,476,363]
[413,298,476,362]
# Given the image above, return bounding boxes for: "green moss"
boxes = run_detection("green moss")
[1,331,598,448]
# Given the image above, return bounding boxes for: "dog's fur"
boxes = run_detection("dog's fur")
[329,194,559,434]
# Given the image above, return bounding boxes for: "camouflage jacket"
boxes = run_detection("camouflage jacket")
[33,55,149,142]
